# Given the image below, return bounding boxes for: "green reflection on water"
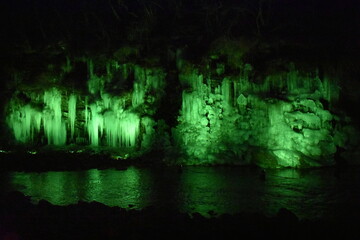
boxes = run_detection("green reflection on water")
[178,167,263,217]
[7,166,346,220]
[11,171,79,205]
[179,167,226,216]
[262,168,336,219]
[10,167,153,209]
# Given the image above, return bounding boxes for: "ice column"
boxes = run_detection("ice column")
[87,104,103,146]
[103,111,140,148]
[68,94,77,139]
[181,92,203,124]
[132,82,145,107]
[7,104,42,143]
[43,88,67,145]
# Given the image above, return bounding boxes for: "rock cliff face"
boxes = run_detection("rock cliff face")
[3,52,359,167]
[172,62,357,167]
[1,0,359,167]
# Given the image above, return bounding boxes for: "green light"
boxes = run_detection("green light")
[179,167,230,216]
[7,88,67,145]
[10,167,153,209]
[178,167,261,217]
[9,167,340,219]
[6,60,165,153]
[4,57,352,168]
[262,169,329,219]
[68,94,77,140]
[11,171,78,205]
[173,66,340,167]
[43,88,67,145]
[87,103,103,146]
[7,104,42,143]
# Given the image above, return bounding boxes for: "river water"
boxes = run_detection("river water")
[1,166,360,220]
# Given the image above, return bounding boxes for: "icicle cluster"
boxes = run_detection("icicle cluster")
[6,61,165,152]
[7,88,67,145]
[173,64,342,167]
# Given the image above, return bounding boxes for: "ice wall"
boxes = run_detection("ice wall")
[6,60,165,155]
[68,94,77,140]
[172,64,348,167]
[7,104,42,143]
[7,88,67,145]
[85,97,140,148]
[43,88,67,145]
[4,55,357,167]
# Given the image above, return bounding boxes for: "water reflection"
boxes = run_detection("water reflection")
[7,166,359,220]
[10,167,154,209]
[261,169,333,219]
[178,167,264,216]
[262,168,360,220]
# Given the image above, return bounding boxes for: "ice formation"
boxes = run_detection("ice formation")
[68,94,77,140]
[6,60,165,156]
[172,64,348,167]
[4,56,358,167]
[43,88,67,145]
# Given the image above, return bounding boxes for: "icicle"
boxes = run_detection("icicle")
[192,73,203,90]
[132,82,145,107]
[43,88,66,145]
[103,112,117,147]
[85,97,88,126]
[221,78,231,106]
[120,63,129,80]
[286,71,296,94]
[321,77,339,103]
[140,117,155,150]
[103,111,140,148]
[146,68,165,91]
[233,81,237,106]
[68,94,77,140]
[87,104,103,146]
[7,89,67,145]
[87,59,105,95]
[181,92,203,124]
[102,93,111,109]
[118,112,140,147]
[132,66,146,108]
[7,104,42,143]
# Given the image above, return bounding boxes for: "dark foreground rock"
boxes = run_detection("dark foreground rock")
[0,191,359,240]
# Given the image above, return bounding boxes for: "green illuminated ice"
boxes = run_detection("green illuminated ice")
[68,94,77,140]
[6,60,165,155]
[43,88,67,145]
[7,88,67,145]
[4,56,357,168]
[172,64,345,167]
